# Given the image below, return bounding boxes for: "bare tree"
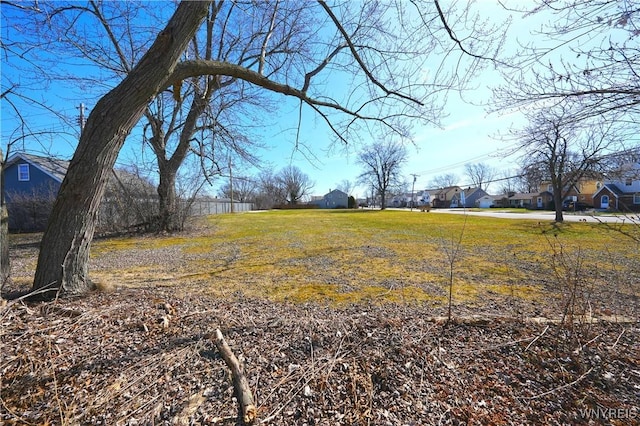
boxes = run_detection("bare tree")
[495,1,640,138]
[464,162,496,190]
[515,164,545,194]
[277,165,314,205]
[218,177,257,203]
[496,169,519,195]
[336,179,355,196]
[253,169,286,209]
[4,1,507,298]
[28,2,266,232]
[31,2,212,298]
[357,140,408,209]
[429,173,458,189]
[512,105,624,222]
[141,1,276,231]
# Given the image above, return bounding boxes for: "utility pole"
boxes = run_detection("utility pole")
[228,156,234,213]
[77,103,86,135]
[410,174,418,211]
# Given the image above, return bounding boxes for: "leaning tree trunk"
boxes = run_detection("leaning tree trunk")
[32,1,211,299]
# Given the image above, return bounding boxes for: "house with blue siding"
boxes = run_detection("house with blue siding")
[2,152,159,232]
[3,153,68,231]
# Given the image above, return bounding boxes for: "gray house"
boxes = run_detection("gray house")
[459,187,490,208]
[312,189,349,208]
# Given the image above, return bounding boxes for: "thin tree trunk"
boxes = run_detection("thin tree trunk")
[0,204,9,289]
[32,1,211,298]
[151,94,206,233]
[0,146,9,289]
[554,189,564,222]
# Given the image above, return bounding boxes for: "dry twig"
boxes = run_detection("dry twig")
[212,328,257,425]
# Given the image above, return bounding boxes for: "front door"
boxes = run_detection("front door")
[600,195,609,209]
[537,197,543,208]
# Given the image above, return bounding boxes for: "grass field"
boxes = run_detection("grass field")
[4,209,639,425]
[86,209,639,318]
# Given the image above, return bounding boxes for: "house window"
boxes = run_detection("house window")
[547,184,553,192]
[625,178,633,186]
[18,163,30,181]
[634,194,640,205]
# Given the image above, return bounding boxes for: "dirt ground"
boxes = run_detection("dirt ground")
[1,229,639,425]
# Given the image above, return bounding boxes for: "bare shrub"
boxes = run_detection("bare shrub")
[5,184,58,232]
[438,215,468,323]
[545,236,596,333]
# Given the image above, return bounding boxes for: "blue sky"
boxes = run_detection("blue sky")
[258,91,522,199]
[222,2,528,199]
[0,1,581,199]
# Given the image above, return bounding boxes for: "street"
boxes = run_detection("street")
[422,208,638,224]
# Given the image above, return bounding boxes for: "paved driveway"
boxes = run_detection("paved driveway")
[425,208,637,224]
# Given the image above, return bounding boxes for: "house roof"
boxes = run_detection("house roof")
[426,186,461,197]
[462,187,480,197]
[325,189,348,197]
[460,187,489,200]
[508,192,537,200]
[5,152,69,183]
[593,183,625,199]
[5,152,155,195]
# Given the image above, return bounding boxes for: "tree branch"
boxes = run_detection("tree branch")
[316,0,424,106]
[211,328,257,425]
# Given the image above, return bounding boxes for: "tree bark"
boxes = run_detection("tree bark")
[0,204,8,289]
[150,92,207,233]
[0,146,9,289]
[553,188,564,223]
[157,163,179,232]
[32,1,212,298]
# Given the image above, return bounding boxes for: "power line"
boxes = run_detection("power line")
[412,143,521,176]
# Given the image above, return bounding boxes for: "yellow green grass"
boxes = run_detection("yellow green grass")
[90,209,639,307]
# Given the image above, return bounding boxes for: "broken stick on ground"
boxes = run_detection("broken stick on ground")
[212,328,257,425]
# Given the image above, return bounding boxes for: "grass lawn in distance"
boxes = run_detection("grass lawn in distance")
[88,209,639,319]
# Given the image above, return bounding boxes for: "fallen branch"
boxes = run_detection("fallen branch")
[525,325,549,352]
[608,328,626,351]
[212,328,257,425]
